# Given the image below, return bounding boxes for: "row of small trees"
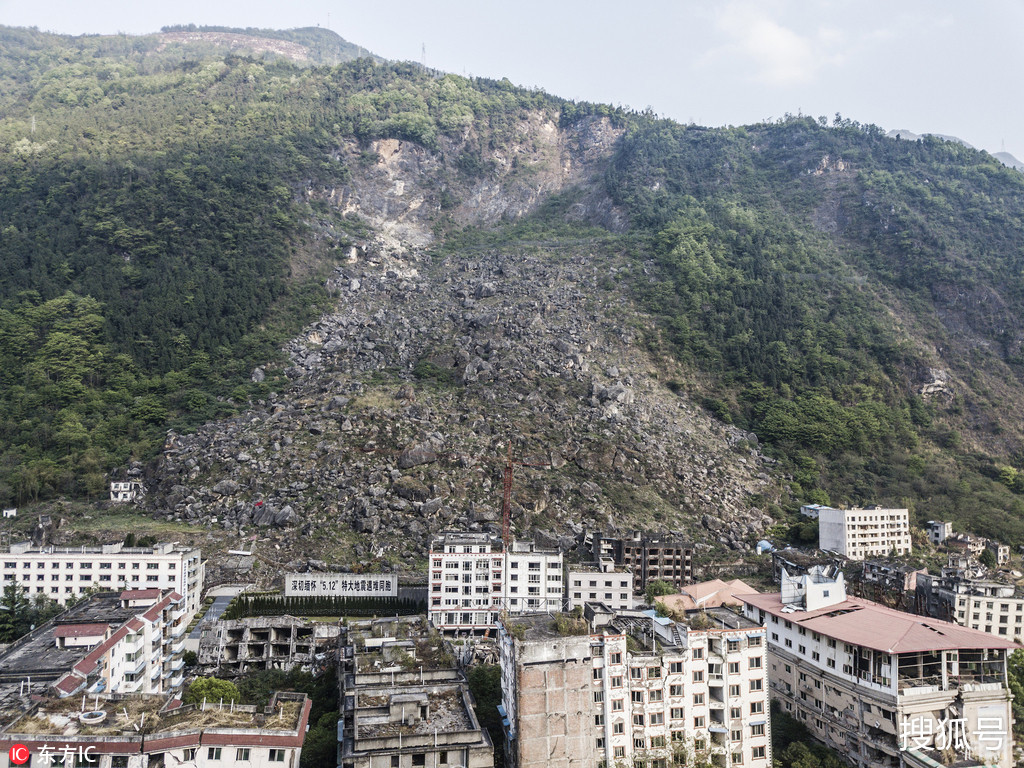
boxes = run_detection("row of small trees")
[222,593,424,620]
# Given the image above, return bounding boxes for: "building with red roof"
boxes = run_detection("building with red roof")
[739,568,1014,768]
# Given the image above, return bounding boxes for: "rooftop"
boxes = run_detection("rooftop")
[4,693,306,737]
[355,685,474,738]
[741,592,1018,654]
[659,578,760,613]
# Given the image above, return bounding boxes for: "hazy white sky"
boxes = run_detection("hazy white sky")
[2,0,1021,158]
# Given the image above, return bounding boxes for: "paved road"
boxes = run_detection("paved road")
[188,595,234,639]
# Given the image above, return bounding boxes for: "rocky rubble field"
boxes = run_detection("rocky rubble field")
[148,237,781,575]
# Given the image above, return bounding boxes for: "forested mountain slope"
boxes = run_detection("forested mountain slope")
[2,26,1024,559]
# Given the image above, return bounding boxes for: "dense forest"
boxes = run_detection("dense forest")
[3,25,1024,545]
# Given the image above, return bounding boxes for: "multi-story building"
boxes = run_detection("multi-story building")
[916,570,1024,642]
[0,540,204,621]
[592,532,694,593]
[0,689,311,768]
[817,506,911,561]
[498,606,770,768]
[770,548,844,584]
[197,615,340,676]
[427,533,562,634]
[925,520,952,546]
[565,558,634,611]
[52,589,189,697]
[337,616,493,768]
[944,532,985,556]
[986,539,1010,566]
[0,589,188,698]
[506,540,563,615]
[858,560,927,593]
[109,481,144,502]
[741,568,1015,768]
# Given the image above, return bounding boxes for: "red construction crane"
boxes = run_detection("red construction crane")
[500,440,550,547]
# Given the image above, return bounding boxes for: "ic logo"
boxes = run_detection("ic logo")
[9,744,29,765]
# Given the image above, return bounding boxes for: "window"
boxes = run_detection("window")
[633,714,645,726]
[670,685,684,696]
[693,693,704,705]
[632,691,644,704]
[749,636,762,647]
[671,708,685,720]
[633,738,645,750]
[611,676,623,687]
[612,699,623,711]
[610,652,622,664]
[751,724,765,736]
[694,716,705,728]
[182,750,197,763]
[729,684,740,697]
[391,758,400,768]
[648,667,662,678]
[728,662,740,674]
[749,679,763,691]
[593,668,604,681]
[669,661,683,673]
[595,714,605,726]
[614,747,626,759]
[692,648,703,659]
[731,753,742,765]
[650,736,666,748]
[750,702,764,715]
[730,707,741,719]
[752,747,766,759]
[631,667,643,679]
[614,722,625,734]
[692,670,703,682]
[749,656,762,669]
[650,712,664,726]
[412,756,425,768]
[236,750,250,762]
[594,691,604,703]
[649,689,663,702]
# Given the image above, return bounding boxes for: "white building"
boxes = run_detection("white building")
[109,481,144,502]
[926,520,952,546]
[0,540,204,621]
[506,539,563,615]
[53,589,189,696]
[741,568,1015,768]
[427,532,563,634]
[800,504,829,519]
[499,607,770,768]
[566,558,634,611]
[817,506,911,560]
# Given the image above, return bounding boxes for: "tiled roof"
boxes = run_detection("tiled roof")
[53,623,108,638]
[740,592,1018,653]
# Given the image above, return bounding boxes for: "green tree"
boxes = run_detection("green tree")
[979,548,997,569]
[0,584,32,642]
[645,579,676,604]
[183,677,240,706]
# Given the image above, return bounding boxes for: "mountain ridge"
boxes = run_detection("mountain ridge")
[3,28,1024,569]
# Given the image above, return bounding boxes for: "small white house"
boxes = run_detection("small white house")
[110,481,144,502]
[2,508,16,519]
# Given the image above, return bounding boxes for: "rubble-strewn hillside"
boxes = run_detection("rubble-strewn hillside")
[151,225,779,573]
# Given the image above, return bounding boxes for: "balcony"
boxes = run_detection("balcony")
[170,639,185,656]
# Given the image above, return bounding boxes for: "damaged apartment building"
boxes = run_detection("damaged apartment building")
[498,606,770,768]
[198,615,340,676]
[337,615,493,768]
